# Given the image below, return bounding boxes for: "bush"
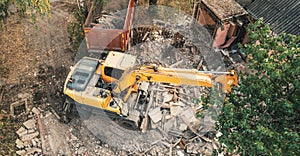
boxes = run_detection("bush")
[217,19,300,155]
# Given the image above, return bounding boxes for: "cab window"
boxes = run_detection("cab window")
[104,67,124,80]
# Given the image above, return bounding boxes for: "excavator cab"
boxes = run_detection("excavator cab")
[100,51,137,83]
[63,52,139,120]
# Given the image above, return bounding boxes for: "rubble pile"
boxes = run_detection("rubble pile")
[14,107,127,155]
[129,27,207,70]
[92,10,126,29]
[85,11,246,155]
[133,83,222,155]
[141,83,206,132]
[126,21,246,155]
[15,107,42,156]
[65,128,126,155]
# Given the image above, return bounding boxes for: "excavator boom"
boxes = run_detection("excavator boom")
[113,65,238,95]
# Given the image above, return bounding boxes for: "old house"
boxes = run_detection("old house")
[193,0,250,48]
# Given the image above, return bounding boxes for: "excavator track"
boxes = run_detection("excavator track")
[62,97,141,130]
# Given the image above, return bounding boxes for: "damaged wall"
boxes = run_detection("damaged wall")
[193,0,249,48]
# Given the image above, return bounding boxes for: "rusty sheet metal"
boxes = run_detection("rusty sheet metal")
[123,0,135,31]
[83,0,135,52]
[220,36,237,48]
[123,0,135,50]
[85,28,126,52]
[213,23,230,47]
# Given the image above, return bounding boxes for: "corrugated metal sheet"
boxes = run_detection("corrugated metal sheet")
[247,0,300,35]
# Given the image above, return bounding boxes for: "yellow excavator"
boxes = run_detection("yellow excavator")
[62,51,238,129]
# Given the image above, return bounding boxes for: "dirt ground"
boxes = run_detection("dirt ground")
[0,0,124,155]
[0,0,146,155]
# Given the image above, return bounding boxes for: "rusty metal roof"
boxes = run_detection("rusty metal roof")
[247,0,300,35]
[201,0,248,21]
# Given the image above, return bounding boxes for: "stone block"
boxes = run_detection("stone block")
[26,147,42,155]
[16,150,26,156]
[31,107,40,116]
[148,107,162,123]
[21,132,39,142]
[178,123,187,131]
[23,119,36,130]
[15,139,24,149]
[170,105,183,116]
[16,127,28,137]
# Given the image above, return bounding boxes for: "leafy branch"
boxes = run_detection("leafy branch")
[217,18,300,155]
[0,0,50,24]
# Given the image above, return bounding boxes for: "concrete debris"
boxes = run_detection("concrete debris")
[177,150,185,156]
[16,139,24,149]
[179,107,198,124]
[16,126,27,137]
[94,11,125,29]
[163,117,176,132]
[31,107,40,116]
[216,131,222,138]
[25,147,42,155]
[15,118,42,154]
[21,131,39,142]
[16,150,26,156]
[178,123,188,131]
[170,105,183,116]
[23,140,32,147]
[201,115,217,132]
[28,129,36,134]
[162,92,173,103]
[148,107,162,123]
[23,118,36,130]
[172,101,186,107]
[32,139,37,147]
[186,142,201,154]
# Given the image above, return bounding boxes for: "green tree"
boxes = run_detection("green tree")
[0,0,50,23]
[217,19,300,155]
[0,0,10,22]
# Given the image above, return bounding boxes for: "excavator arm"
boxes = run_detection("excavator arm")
[113,65,238,100]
